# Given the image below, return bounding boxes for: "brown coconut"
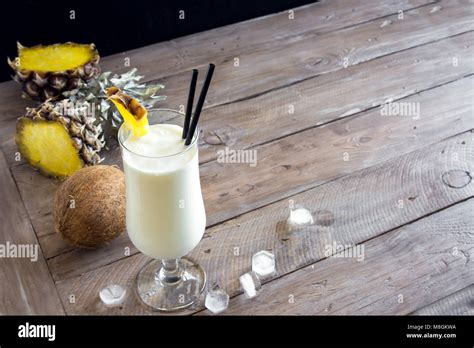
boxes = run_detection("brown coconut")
[54,165,125,248]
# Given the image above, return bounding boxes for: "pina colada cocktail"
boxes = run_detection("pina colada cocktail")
[111,64,214,311]
[111,84,207,310]
[123,123,206,260]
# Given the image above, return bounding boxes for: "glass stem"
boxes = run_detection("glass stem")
[157,259,182,284]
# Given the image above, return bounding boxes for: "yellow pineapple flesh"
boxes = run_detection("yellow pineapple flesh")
[18,43,97,72]
[106,87,149,137]
[16,100,105,178]
[8,42,100,101]
[16,118,83,177]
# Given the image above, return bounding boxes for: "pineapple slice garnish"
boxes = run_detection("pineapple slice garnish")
[106,87,149,137]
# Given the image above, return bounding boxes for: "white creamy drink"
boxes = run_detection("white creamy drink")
[122,124,206,260]
[114,65,215,310]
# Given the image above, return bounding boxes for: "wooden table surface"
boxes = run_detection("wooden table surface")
[0,0,473,315]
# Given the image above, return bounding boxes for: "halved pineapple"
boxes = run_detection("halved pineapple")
[17,119,83,177]
[8,42,100,101]
[16,100,105,178]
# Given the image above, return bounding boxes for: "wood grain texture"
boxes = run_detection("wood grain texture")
[7,31,474,263]
[42,73,474,280]
[195,31,474,164]
[151,0,467,113]
[54,130,474,314]
[0,0,471,316]
[6,24,474,171]
[412,285,474,315]
[198,75,474,225]
[81,0,441,99]
[0,150,64,314]
[0,0,435,125]
[2,0,463,167]
[203,198,474,315]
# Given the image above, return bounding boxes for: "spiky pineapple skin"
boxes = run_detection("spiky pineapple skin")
[16,100,105,178]
[8,42,100,101]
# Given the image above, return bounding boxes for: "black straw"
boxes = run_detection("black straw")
[182,69,198,139]
[185,63,215,145]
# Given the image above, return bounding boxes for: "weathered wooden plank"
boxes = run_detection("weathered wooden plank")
[8,165,59,239]
[1,0,470,317]
[196,32,474,164]
[54,129,474,314]
[199,75,474,226]
[2,0,459,169]
[6,25,473,170]
[99,0,436,76]
[0,149,64,314]
[0,0,461,164]
[203,199,474,315]
[412,285,474,315]
[0,0,436,122]
[8,31,474,257]
[40,229,135,261]
[153,0,471,113]
[36,233,70,260]
[97,0,438,78]
[38,71,474,274]
[2,0,456,262]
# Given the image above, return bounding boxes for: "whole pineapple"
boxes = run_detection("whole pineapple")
[8,42,100,101]
[16,99,105,178]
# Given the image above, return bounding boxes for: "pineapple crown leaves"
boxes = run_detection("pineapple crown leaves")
[63,68,165,104]
[62,68,166,141]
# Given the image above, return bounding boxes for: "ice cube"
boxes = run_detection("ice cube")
[252,250,276,278]
[287,207,314,232]
[239,271,262,299]
[205,284,229,314]
[289,208,314,225]
[99,284,126,307]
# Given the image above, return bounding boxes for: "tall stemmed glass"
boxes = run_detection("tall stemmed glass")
[118,109,206,311]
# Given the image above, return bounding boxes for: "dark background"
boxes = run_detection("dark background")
[0,0,315,82]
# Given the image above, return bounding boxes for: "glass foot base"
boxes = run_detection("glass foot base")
[136,258,206,311]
